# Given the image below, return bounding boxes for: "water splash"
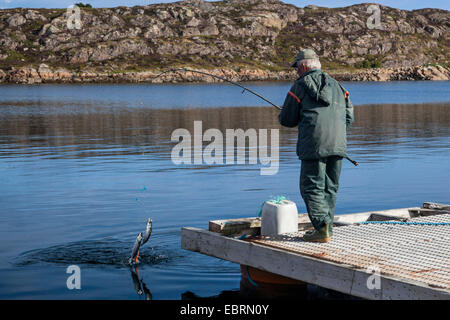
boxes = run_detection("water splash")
[15,239,170,268]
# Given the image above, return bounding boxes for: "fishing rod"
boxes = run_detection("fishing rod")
[152,68,282,110]
[152,68,358,166]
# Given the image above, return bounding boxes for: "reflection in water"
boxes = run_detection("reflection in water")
[182,278,360,300]
[352,104,450,144]
[130,266,152,300]
[0,103,448,164]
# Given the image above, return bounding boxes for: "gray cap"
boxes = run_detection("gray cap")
[290,49,319,68]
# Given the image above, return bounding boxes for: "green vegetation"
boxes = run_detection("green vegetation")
[111,64,142,73]
[424,62,450,68]
[123,14,138,24]
[234,17,252,29]
[354,55,382,69]
[5,49,25,62]
[321,60,359,73]
[75,3,92,8]
[23,39,37,48]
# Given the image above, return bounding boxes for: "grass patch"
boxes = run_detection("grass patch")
[5,49,25,62]
[322,60,359,73]
[354,55,382,69]
[424,62,450,68]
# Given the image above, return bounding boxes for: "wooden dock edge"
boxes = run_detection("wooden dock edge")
[209,204,450,236]
[209,207,419,235]
[181,227,450,300]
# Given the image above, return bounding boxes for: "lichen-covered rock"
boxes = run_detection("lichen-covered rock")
[25,10,47,21]
[6,14,26,27]
[37,63,54,81]
[7,67,41,83]
[0,69,6,82]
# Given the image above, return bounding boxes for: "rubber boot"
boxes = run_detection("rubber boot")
[302,224,331,243]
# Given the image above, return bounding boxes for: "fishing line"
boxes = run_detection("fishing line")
[135,186,149,210]
[152,68,282,110]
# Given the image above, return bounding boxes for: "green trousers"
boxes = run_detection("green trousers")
[300,156,343,234]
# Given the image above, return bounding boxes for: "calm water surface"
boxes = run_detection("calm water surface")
[0,81,449,299]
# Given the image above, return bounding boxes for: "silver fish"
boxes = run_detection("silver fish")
[142,218,152,245]
[129,232,143,265]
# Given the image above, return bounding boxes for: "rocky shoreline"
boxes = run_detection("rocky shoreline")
[0,64,448,84]
[1,1,449,84]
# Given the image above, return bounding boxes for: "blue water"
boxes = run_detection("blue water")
[0,80,449,109]
[0,81,449,299]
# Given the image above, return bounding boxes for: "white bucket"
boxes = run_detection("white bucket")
[261,200,298,236]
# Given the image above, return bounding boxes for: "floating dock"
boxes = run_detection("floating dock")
[181,202,450,300]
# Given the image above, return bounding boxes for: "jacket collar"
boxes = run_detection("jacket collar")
[297,69,321,81]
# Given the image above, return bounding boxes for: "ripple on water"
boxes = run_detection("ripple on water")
[14,239,174,268]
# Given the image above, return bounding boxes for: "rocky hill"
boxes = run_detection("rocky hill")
[0,0,449,83]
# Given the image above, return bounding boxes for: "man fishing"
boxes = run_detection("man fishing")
[278,49,354,243]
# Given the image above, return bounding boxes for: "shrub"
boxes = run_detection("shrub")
[75,3,92,8]
[355,55,382,69]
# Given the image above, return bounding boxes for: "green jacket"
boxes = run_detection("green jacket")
[279,69,354,160]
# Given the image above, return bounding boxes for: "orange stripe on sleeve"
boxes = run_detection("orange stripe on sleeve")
[288,91,301,104]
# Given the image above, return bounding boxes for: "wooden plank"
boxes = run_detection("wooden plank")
[210,207,420,235]
[409,208,450,217]
[367,208,414,221]
[181,227,450,300]
[209,217,262,235]
[340,207,416,223]
[209,214,313,235]
[423,202,450,211]
[333,212,372,225]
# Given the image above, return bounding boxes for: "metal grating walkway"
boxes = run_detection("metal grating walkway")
[251,213,450,291]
